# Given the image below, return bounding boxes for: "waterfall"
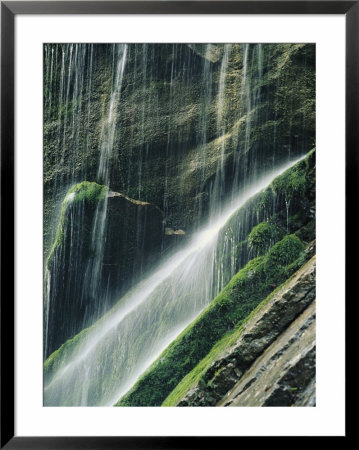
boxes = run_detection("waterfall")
[207,43,264,219]
[43,267,51,358]
[232,43,264,191]
[43,43,315,405]
[44,188,110,358]
[43,156,304,406]
[209,44,231,217]
[84,43,127,324]
[44,45,128,358]
[97,44,128,185]
[163,45,177,218]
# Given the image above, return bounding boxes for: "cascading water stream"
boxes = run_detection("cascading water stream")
[209,44,231,216]
[208,44,264,219]
[44,155,304,406]
[83,43,128,317]
[97,44,128,185]
[44,45,128,358]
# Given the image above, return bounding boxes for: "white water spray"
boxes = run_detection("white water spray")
[98,44,128,184]
[44,155,304,406]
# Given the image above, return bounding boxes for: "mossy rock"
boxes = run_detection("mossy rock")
[67,181,108,205]
[264,234,304,271]
[248,221,284,255]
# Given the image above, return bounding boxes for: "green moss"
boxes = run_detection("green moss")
[44,326,90,381]
[256,188,273,214]
[46,181,108,266]
[271,158,307,202]
[294,219,315,243]
[163,283,282,406]
[248,221,283,254]
[116,234,307,407]
[263,234,304,285]
[67,181,108,205]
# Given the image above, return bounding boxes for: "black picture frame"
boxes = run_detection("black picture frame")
[1,1,353,447]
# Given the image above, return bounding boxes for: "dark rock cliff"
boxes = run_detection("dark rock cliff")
[45,183,163,357]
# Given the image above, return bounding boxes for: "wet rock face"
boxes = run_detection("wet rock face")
[44,43,315,256]
[177,256,316,406]
[294,377,316,406]
[45,191,163,358]
[104,194,164,292]
[221,303,315,407]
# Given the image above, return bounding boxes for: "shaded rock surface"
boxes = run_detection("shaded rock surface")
[45,187,163,357]
[177,256,316,406]
[104,192,164,289]
[294,376,316,406]
[219,301,315,406]
[44,43,315,257]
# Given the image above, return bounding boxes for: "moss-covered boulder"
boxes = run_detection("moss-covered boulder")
[248,221,284,255]
[263,234,304,283]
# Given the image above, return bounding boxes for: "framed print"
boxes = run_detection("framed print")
[1,1,353,447]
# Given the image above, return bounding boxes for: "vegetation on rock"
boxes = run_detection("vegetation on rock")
[46,182,108,266]
[165,257,316,407]
[117,234,309,406]
[67,181,108,204]
[248,221,283,255]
